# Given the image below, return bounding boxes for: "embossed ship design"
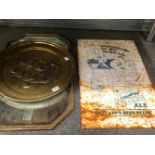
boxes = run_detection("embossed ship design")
[9,53,58,88]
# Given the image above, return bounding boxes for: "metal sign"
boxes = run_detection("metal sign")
[78,39,155,128]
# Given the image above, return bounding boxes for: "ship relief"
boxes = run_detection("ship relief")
[8,53,58,88]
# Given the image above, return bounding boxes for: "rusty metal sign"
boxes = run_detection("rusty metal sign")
[78,39,155,128]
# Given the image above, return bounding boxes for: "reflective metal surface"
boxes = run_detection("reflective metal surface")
[0,35,74,108]
[0,86,73,131]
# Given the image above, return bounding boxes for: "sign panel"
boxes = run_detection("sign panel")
[78,40,155,128]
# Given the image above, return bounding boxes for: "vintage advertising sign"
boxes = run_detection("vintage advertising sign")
[78,39,155,128]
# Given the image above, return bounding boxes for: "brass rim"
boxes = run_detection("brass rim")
[0,86,74,131]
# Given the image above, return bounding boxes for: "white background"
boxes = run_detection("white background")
[0,0,154,19]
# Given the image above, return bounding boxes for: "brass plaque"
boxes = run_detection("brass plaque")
[0,34,74,130]
[0,40,74,103]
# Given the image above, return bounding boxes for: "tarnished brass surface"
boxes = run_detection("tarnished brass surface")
[0,86,73,131]
[0,39,74,103]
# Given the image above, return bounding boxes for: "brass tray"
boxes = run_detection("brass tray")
[0,85,73,131]
[0,34,74,110]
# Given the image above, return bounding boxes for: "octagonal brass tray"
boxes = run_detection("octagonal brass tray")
[0,34,74,110]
